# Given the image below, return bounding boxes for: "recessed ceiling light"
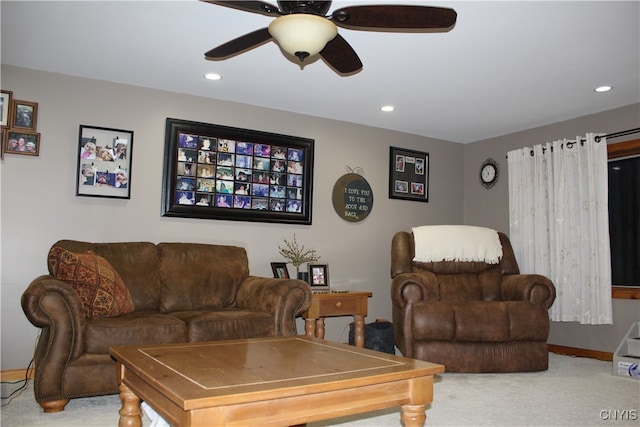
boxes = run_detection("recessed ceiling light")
[204,73,222,81]
[594,85,612,93]
[380,105,395,112]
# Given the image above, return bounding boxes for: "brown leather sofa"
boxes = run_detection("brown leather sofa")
[391,231,556,373]
[21,240,312,412]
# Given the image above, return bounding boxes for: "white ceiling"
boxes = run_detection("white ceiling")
[1,0,638,143]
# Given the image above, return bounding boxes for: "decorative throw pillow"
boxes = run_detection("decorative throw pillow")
[48,246,135,319]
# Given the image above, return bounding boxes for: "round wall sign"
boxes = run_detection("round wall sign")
[332,173,374,222]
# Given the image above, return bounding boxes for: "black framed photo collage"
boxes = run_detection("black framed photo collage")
[162,118,314,224]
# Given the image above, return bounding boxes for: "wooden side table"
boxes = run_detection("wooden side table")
[302,291,372,347]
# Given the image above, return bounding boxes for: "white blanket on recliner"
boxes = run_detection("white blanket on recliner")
[412,225,503,264]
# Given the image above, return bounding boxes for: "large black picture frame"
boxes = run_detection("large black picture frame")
[389,146,429,202]
[162,118,314,224]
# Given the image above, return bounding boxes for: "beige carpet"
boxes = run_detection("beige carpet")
[1,353,638,426]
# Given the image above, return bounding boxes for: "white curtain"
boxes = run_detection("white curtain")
[507,133,612,325]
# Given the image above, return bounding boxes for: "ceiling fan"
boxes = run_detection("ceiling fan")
[202,1,457,74]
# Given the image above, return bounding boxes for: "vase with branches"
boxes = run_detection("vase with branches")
[278,234,320,278]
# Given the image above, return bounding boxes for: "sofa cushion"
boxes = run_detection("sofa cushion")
[437,273,483,302]
[51,240,163,312]
[84,312,188,353]
[48,246,135,319]
[411,301,456,341]
[158,243,249,312]
[412,301,549,342]
[171,309,274,341]
[453,301,510,341]
[504,301,550,340]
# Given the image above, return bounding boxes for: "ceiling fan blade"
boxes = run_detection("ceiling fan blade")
[205,28,272,59]
[330,5,457,31]
[320,34,363,74]
[201,0,281,17]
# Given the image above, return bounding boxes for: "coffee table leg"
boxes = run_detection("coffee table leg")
[118,382,142,427]
[401,375,432,427]
[401,404,427,427]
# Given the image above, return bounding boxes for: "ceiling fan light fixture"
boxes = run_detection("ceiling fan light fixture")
[268,14,338,62]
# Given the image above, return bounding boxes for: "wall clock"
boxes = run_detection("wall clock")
[479,158,499,189]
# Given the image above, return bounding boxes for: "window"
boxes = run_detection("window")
[608,138,640,299]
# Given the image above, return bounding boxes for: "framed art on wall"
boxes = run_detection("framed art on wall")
[389,146,429,202]
[3,130,40,156]
[10,99,38,131]
[76,125,134,199]
[0,90,12,128]
[162,118,314,224]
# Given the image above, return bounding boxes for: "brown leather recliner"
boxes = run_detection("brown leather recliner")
[391,230,556,372]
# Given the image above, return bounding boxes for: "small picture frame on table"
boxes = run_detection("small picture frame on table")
[3,130,40,156]
[11,99,38,131]
[1,90,13,128]
[76,125,134,199]
[389,146,429,202]
[270,262,290,279]
[308,263,330,293]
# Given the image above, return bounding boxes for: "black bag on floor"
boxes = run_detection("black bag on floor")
[349,320,394,354]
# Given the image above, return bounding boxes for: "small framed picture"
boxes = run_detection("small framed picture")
[389,146,429,202]
[77,125,134,199]
[3,130,40,156]
[11,99,38,131]
[0,90,13,128]
[308,263,330,292]
[270,262,290,279]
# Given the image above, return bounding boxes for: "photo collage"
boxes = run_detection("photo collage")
[394,153,425,196]
[389,146,429,202]
[174,132,305,212]
[79,135,129,190]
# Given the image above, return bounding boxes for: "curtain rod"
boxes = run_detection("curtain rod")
[593,127,640,142]
[506,127,640,158]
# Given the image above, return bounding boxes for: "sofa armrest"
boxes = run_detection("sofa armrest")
[391,272,439,309]
[500,274,556,309]
[21,275,87,400]
[236,276,312,336]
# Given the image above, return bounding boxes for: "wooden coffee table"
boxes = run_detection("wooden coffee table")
[110,336,444,427]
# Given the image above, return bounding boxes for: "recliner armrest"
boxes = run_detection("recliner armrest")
[500,274,556,309]
[236,276,312,336]
[391,272,439,309]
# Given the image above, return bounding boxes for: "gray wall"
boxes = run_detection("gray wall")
[1,65,637,370]
[0,65,464,370]
[462,103,640,353]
